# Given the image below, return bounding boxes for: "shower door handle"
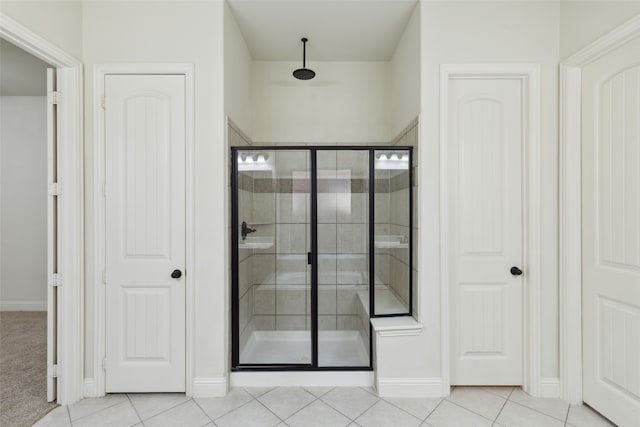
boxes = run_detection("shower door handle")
[307,252,312,265]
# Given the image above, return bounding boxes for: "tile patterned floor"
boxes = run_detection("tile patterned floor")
[34,386,616,427]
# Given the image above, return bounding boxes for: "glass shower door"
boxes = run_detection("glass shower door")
[316,149,371,367]
[234,149,312,365]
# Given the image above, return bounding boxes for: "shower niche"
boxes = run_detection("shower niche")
[231,147,413,370]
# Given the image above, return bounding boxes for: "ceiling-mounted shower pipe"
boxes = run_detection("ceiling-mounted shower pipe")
[293,37,316,80]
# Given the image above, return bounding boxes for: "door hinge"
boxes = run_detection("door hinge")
[48,273,62,287]
[102,358,107,371]
[48,183,61,196]
[48,91,60,105]
[101,96,105,109]
[102,270,107,285]
[102,182,106,198]
[48,364,60,378]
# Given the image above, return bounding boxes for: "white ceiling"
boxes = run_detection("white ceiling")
[0,39,50,96]
[227,0,418,61]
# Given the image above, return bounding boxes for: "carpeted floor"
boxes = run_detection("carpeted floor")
[0,311,57,427]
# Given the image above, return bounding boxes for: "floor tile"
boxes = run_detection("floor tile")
[144,400,210,427]
[127,393,190,420]
[566,403,615,427]
[383,396,442,420]
[216,400,281,427]
[426,400,492,427]
[33,406,70,427]
[196,388,254,419]
[495,401,564,427]
[244,387,274,398]
[446,387,506,420]
[355,400,423,427]
[507,388,568,421]
[304,386,334,398]
[258,387,316,419]
[285,400,351,427]
[321,387,379,419]
[72,400,140,427]
[478,386,514,399]
[67,393,127,420]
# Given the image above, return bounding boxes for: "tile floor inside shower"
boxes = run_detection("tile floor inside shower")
[35,386,615,427]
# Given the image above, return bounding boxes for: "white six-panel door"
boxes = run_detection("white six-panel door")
[448,78,524,385]
[105,74,186,392]
[581,35,640,426]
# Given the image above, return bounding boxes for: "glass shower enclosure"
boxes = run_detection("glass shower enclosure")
[231,147,412,370]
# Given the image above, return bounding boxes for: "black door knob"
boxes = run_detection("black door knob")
[171,269,182,279]
[510,266,523,276]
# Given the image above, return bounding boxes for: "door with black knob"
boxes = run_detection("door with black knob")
[447,77,524,386]
[105,74,186,392]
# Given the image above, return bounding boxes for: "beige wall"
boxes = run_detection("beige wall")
[0,97,47,308]
[251,61,392,143]
[560,1,640,58]
[0,1,82,60]
[419,0,562,381]
[81,0,227,385]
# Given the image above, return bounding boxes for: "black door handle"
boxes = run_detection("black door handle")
[510,266,523,276]
[171,269,182,279]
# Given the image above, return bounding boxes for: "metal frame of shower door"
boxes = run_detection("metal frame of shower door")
[230,146,413,372]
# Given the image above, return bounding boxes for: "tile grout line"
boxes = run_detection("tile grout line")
[211,392,258,421]
[278,390,321,423]
[68,396,131,424]
[125,394,143,425]
[139,398,193,424]
[444,397,497,424]
[191,395,216,425]
[380,396,441,423]
[507,398,569,423]
[491,394,510,426]
[422,397,446,424]
[66,405,72,427]
[254,392,289,423]
[563,403,571,427]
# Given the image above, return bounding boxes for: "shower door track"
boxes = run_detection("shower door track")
[231,146,413,372]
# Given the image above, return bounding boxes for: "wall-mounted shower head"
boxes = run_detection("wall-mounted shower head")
[293,37,316,80]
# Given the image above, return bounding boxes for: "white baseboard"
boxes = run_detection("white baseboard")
[376,377,443,398]
[0,300,47,311]
[231,371,374,388]
[83,378,102,398]
[192,377,228,397]
[539,377,561,398]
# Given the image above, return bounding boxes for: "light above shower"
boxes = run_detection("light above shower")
[237,152,272,171]
[293,37,316,80]
[375,151,409,170]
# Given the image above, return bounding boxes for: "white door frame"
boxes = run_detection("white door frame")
[91,64,195,397]
[0,13,84,405]
[559,14,640,405]
[440,64,546,396]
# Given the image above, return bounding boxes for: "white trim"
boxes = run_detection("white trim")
[0,301,47,311]
[192,377,228,397]
[539,377,561,399]
[230,372,373,388]
[370,316,423,337]
[376,377,442,398]
[92,63,196,397]
[0,13,84,406]
[440,64,542,396]
[83,379,97,398]
[558,13,640,405]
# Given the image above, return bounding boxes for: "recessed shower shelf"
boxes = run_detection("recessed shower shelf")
[238,237,274,249]
[374,235,408,249]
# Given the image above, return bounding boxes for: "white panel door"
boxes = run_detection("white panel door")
[449,78,523,385]
[582,35,640,427]
[46,67,57,402]
[105,74,186,392]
